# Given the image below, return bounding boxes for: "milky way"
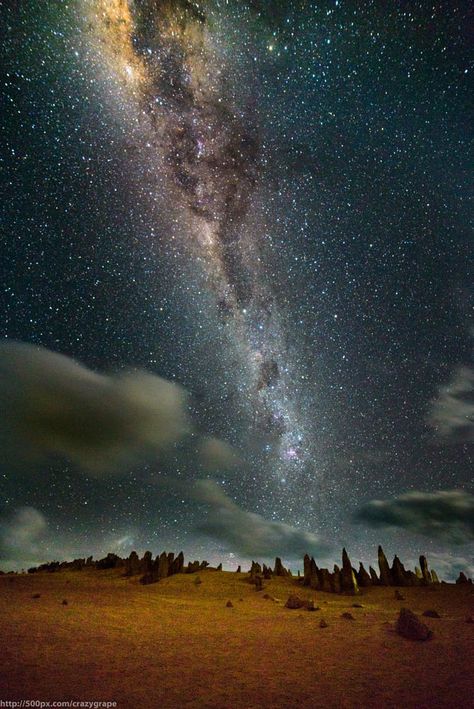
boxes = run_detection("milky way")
[86,0,314,489]
[1,0,472,572]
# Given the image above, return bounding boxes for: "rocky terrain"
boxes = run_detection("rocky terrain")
[21,545,472,591]
[1,549,473,708]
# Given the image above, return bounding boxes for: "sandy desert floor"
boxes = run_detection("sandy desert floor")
[0,569,473,708]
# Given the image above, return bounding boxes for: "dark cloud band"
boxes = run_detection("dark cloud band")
[354,490,474,544]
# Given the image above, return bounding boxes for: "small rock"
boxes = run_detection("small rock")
[194,575,202,585]
[62,599,68,606]
[285,594,315,610]
[319,619,328,628]
[352,603,363,608]
[396,608,432,641]
[341,612,354,620]
[139,573,154,585]
[422,609,440,618]
[394,589,405,601]
[263,593,280,601]
[226,600,233,608]
[32,593,41,599]
[285,594,306,609]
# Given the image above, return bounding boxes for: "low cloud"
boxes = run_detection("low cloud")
[354,490,474,544]
[0,506,47,560]
[194,479,329,558]
[429,366,474,442]
[0,341,190,475]
[198,437,241,471]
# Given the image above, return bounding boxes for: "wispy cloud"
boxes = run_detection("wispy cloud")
[194,479,329,559]
[429,365,474,442]
[198,436,241,471]
[354,489,474,544]
[0,506,48,561]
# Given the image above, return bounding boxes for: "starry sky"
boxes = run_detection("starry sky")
[1,0,472,577]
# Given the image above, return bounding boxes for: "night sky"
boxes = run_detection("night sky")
[1,0,472,578]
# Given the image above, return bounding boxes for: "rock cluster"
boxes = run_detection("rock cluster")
[96,553,125,570]
[302,547,446,594]
[248,561,262,576]
[248,561,263,590]
[247,557,291,590]
[303,548,359,594]
[262,564,273,579]
[186,559,206,574]
[140,551,186,585]
[19,546,473,591]
[274,557,290,577]
[27,553,126,574]
[124,551,142,576]
[27,549,188,584]
[28,561,61,574]
[27,556,94,573]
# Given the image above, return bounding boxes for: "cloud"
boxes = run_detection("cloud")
[429,366,474,442]
[0,341,190,475]
[0,506,48,560]
[194,479,329,558]
[198,437,241,471]
[354,490,474,544]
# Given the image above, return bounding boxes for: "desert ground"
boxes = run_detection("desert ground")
[0,568,473,708]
